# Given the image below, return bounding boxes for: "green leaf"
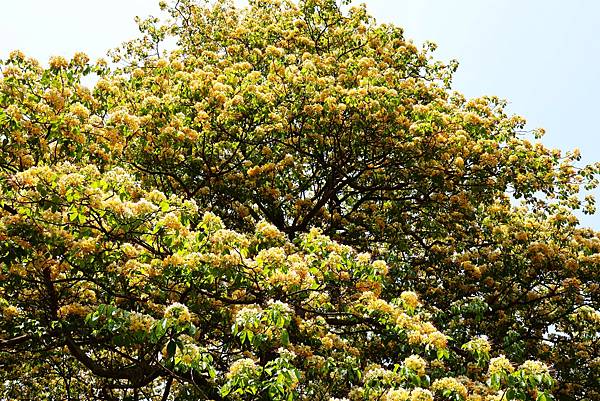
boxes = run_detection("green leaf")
[436,347,449,360]
[166,340,176,357]
[69,210,78,221]
[281,329,289,346]
[220,386,231,397]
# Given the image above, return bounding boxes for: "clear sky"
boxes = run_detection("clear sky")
[1,0,599,228]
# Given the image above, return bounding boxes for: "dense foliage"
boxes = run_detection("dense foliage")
[0,0,598,400]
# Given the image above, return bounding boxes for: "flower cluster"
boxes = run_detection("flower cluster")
[432,377,468,399]
[488,355,514,376]
[164,303,191,324]
[518,360,550,376]
[404,355,427,377]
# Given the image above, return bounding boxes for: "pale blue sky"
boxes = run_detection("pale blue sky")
[2,0,599,228]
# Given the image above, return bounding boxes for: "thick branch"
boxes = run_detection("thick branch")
[0,334,30,348]
[64,336,161,389]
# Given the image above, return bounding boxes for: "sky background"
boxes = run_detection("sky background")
[1,0,599,228]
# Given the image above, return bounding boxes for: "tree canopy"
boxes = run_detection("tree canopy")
[0,0,598,400]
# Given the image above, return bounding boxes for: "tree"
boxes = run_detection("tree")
[0,0,598,400]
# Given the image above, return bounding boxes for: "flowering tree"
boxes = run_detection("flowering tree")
[0,0,598,400]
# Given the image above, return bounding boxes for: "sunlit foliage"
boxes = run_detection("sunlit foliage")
[1,1,598,400]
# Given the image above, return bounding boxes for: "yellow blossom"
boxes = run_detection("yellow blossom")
[72,52,90,66]
[432,377,468,399]
[49,55,68,69]
[372,259,389,275]
[410,388,433,401]
[226,358,258,379]
[518,360,550,376]
[385,388,410,401]
[400,291,421,310]
[404,354,427,376]
[164,302,191,324]
[488,355,514,375]
[427,331,448,349]
[2,305,19,319]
